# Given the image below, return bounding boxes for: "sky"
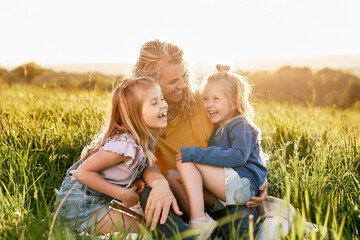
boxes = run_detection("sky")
[1,0,360,70]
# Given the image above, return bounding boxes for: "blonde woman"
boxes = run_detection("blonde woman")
[132,40,267,239]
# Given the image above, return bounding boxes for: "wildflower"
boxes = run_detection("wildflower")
[14,211,21,224]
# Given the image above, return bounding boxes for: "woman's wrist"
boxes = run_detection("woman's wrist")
[151,177,169,189]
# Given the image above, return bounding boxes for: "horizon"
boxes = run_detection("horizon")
[2,53,360,77]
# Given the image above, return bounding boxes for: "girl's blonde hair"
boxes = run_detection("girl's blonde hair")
[80,77,161,165]
[204,65,267,162]
[131,39,197,119]
[204,64,261,138]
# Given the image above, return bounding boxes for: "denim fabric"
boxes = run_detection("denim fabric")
[56,175,112,232]
[126,160,147,188]
[180,117,268,191]
[208,204,259,240]
[140,187,259,240]
[140,187,194,240]
[213,170,256,211]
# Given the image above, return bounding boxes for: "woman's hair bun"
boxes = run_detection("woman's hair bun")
[216,64,230,73]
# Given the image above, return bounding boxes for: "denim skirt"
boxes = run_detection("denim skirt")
[56,175,112,232]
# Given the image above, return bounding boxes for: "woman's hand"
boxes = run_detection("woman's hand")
[246,179,268,208]
[145,178,182,230]
[120,186,140,207]
[175,153,182,162]
[131,179,146,194]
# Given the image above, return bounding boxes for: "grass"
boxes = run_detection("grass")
[0,84,359,239]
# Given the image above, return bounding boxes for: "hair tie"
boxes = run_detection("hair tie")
[121,77,155,89]
[121,79,135,89]
[216,64,230,73]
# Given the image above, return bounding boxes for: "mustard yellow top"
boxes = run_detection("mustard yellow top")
[156,92,214,173]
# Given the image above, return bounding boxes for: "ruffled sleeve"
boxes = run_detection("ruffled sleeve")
[100,133,143,168]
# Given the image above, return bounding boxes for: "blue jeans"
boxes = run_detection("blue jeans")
[208,205,259,239]
[140,187,193,239]
[140,187,259,240]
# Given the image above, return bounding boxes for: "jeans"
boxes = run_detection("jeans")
[140,187,193,239]
[208,205,259,240]
[140,187,258,240]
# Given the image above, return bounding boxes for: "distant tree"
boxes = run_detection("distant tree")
[13,62,46,84]
[342,80,360,108]
[250,66,360,109]
[0,67,6,83]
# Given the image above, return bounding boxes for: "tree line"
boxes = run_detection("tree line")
[0,62,122,91]
[247,66,360,109]
[1,62,360,109]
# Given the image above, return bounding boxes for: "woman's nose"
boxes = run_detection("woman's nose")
[176,77,186,89]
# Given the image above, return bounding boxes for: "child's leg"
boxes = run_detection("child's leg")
[91,209,139,235]
[164,169,191,216]
[165,169,222,217]
[176,161,226,220]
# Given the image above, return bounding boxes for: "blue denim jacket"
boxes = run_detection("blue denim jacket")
[181,117,267,191]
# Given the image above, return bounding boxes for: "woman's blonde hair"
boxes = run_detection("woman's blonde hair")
[80,77,161,165]
[131,39,197,119]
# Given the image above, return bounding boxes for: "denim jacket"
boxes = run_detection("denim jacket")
[181,117,268,191]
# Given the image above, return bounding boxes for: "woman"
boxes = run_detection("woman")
[131,40,267,239]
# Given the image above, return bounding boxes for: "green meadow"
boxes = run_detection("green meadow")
[0,84,359,239]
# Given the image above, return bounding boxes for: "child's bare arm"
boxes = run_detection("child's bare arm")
[75,150,139,207]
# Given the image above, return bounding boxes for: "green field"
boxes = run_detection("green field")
[0,85,359,239]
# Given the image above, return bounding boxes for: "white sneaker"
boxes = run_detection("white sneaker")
[189,213,218,239]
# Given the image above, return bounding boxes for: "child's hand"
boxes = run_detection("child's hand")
[121,186,140,207]
[131,179,146,194]
[175,153,182,162]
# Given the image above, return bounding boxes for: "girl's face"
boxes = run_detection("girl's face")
[141,85,168,129]
[203,82,236,127]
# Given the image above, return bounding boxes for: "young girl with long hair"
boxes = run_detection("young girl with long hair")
[175,65,268,238]
[55,77,168,234]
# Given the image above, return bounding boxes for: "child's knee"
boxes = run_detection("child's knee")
[164,169,180,182]
[175,159,185,170]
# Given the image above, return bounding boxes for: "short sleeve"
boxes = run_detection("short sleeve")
[100,133,139,162]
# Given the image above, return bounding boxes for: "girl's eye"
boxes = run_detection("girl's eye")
[151,100,157,105]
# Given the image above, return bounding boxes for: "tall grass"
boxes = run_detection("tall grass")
[0,85,359,239]
[256,102,360,239]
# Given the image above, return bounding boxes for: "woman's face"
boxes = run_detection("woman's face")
[141,84,168,129]
[158,61,187,106]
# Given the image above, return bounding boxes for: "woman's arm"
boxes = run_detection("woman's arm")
[141,164,182,229]
[75,150,139,207]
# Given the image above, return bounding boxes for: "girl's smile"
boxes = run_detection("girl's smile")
[203,82,236,127]
[141,85,168,129]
